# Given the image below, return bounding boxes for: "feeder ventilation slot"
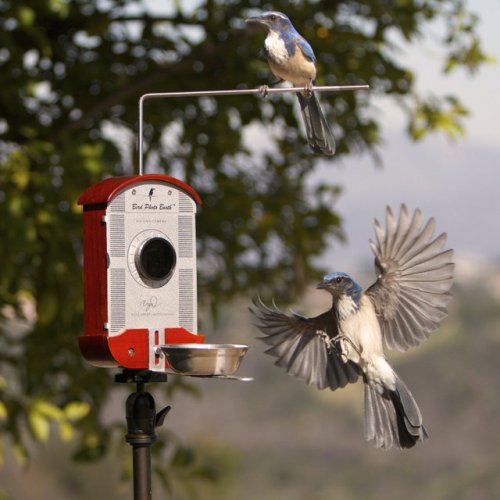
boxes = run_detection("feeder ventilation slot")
[178,268,194,331]
[110,268,126,334]
[109,214,125,257]
[178,216,194,258]
[110,193,125,212]
[179,193,193,213]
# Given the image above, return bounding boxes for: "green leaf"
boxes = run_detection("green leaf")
[0,402,7,422]
[64,401,91,422]
[17,6,35,27]
[27,409,50,442]
[34,400,65,421]
[78,143,106,174]
[48,0,70,17]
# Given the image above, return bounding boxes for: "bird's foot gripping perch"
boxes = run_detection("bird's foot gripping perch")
[259,85,270,98]
[304,81,314,98]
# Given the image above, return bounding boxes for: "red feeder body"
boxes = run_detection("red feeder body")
[78,174,204,370]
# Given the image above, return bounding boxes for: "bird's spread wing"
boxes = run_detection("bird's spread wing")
[250,298,360,390]
[366,204,454,351]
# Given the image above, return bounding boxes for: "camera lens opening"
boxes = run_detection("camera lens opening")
[137,237,176,283]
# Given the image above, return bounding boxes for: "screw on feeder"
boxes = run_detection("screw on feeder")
[137,83,370,175]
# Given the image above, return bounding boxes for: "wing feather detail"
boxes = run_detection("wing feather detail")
[249,298,360,390]
[366,205,454,351]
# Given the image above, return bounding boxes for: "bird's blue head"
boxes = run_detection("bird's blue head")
[245,11,294,33]
[317,272,363,305]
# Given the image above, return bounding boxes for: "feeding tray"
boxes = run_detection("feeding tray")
[158,343,249,377]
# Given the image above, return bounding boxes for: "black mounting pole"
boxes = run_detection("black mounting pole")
[116,370,170,500]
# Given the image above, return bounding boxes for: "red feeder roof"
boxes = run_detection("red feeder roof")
[78,174,202,206]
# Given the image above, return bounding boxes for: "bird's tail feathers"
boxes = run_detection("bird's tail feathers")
[297,92,335,156]
[364,374,428,449]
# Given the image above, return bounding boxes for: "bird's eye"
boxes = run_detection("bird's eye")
[269,14,276,21]
[335,277,343,284]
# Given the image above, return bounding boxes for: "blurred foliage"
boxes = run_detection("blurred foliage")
[0,0,490,495]
[407,95,469,140]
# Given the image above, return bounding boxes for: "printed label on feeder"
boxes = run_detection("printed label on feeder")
[126,184,180,213]
[131,203,176,211]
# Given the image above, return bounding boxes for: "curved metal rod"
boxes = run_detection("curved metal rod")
[138,84,370,175]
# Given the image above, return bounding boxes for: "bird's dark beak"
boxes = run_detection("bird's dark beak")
[245,16,267,28]
[317,281,328,290]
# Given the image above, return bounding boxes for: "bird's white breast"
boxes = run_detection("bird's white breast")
[338,295,384,360]
[336,294,359,321]
[265,31,289,64]
[264,31,316,86]
[338,295,395,388]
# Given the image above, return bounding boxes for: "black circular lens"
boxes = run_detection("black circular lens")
[138,237,176,282]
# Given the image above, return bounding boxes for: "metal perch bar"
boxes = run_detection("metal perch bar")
[138,84,370,175]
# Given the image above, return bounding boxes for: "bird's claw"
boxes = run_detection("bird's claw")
[259,85,270,98]
[305,81,314,97]
[316,330,336,353]
[334,335,363,363]
[316,332,361,363]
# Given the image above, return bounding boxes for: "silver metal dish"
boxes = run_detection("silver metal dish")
[157,343,249,377]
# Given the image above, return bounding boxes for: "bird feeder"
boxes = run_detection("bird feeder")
[78,174,207,371]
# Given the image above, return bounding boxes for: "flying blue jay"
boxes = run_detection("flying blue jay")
[251,205,454,449]
[246,11,335,156]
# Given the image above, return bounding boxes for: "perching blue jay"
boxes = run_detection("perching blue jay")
[251,205,454,449]
[246,11,335,156]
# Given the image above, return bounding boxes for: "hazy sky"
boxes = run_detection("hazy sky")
[316,0,500,274]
